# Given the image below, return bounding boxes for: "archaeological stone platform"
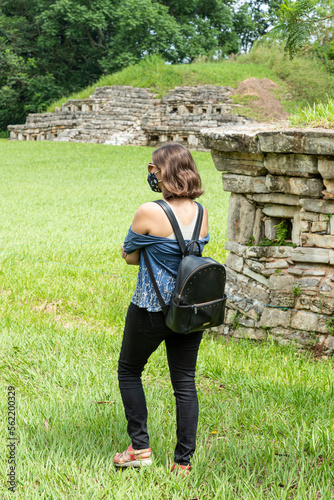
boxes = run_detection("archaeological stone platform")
[8,85,253,150]
[202,125,334,355]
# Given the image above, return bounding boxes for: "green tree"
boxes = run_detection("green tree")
[0,0,291,130]
[234,0,283,52]
[270,0,334,57]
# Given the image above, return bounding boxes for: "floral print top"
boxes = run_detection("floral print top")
[123,227,210,312]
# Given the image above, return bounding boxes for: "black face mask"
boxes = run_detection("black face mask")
[147,170,162,192]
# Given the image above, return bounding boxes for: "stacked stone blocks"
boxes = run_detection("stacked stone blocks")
[202,127,334,354]
[8,85,252,149]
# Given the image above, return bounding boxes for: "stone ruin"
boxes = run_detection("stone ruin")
[202,125,334,355]
[8,85,253,149]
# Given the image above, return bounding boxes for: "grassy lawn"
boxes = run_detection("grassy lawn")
[0,141,334,499]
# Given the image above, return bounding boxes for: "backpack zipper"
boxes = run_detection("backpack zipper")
[192,297,226,314]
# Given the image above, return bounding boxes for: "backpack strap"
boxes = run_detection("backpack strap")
[191,203,203,241]
[142,247,167,313]
[154,199,186,254]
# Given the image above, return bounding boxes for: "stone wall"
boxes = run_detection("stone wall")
[8,85,253,149]
[202,125,334,355]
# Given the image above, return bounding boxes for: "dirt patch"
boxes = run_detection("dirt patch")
[232,77,289,122]
[32,299,91,329]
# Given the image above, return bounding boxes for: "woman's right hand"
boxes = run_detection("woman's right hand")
[121,243,127,259]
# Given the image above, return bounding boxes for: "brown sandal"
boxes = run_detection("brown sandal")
[114,444,152,468]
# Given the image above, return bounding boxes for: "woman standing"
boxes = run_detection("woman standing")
[114,143,209,473]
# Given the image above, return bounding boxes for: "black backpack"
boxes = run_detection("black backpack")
[143,200,227,334]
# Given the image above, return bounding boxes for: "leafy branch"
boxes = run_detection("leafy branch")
[270,0,334,57]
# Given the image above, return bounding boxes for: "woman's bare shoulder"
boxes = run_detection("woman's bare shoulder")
[136,201,162,214]
[131,202,163,234]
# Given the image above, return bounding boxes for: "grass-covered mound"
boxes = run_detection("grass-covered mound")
[47,45,334,123]
[1,141,334,498]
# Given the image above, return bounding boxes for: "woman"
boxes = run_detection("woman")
[114,143,209,473]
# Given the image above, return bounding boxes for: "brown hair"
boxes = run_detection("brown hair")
[152,143,204,200]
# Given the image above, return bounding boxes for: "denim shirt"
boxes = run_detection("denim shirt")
[123,227,210,312]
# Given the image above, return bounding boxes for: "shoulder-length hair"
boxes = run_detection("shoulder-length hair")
[152,143,204,200]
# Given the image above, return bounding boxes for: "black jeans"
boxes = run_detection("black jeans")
[117,302,203,466]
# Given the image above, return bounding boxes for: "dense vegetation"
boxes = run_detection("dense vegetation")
[0,0,284,130]
[1,0,334,132]
[47,45,334,120]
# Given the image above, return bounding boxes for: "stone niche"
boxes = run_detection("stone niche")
[202,125,334,355]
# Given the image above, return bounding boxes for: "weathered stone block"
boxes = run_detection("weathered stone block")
[319,279,334,298]
[322,335,334,354]
[224,308,237,325]
[310,297,334,315]
[243,267,269,287]
[245,259,264,273]
[320,279,333,292]
[311,221,328,232]
[294,278,321,288]
[223,174,268,194]
[300,221,310,232]
[323,178,334,194]
[211,150,267,175]
[291,247,330,264]
[330,250,334,265]
[291,311,318,332]
[253,208,264,245]
[322,189,334,199]
[202,128,260,153]
[264,153,318,177]
[252,193,299,206]
[227,194,256,244]
[232,327,266,340]
[292,212,301,246]
[300,210,318,222]
[318,157,334,179]
[269,275,295,290]
[224,241,246,257]
[288,268,303,275]
[262,205,297,218]
[272,328,317,347]
[265,260,289,269]
[225,253,244,273]
[301,233,334,249]
[227,271,269,306]
[266,175,323,197]
[270,292,295,308]
[303,269,325,276]
[295,296,311,310]
[238,317,255,328]
[259,307,291,328]
[246,246,292,259]
[258,129,334,155]
[264,217,279,240]
[300,198,334,214]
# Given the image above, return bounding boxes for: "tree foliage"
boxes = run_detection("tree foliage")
[0,0,290,130]
[270,0,334,58]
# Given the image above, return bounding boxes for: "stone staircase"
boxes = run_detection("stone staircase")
[8,84,254,149]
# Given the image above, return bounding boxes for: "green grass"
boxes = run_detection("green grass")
[289,97,334,128]
[47,54,281,112]
[46,46,334,123]
[1,141,334,499]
